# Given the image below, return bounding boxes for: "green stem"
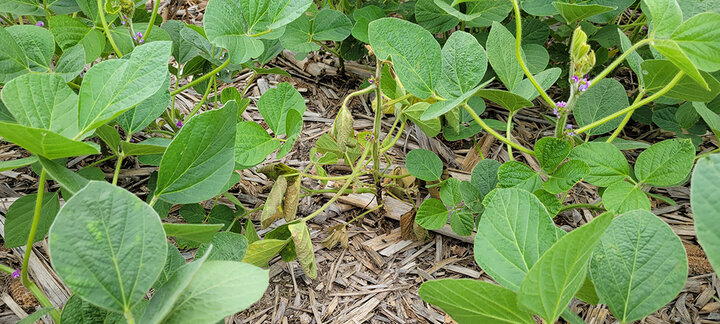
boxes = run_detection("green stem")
[87,155,116,167]
[695,148,720,160]
[112,153,124,185]
[607,89,646,142]
[558,203,604,213]
[142,0,160,41]
[587,38,651,92]
[383,93,413,107]
[463,103,535,155]
[125,310,136,324]
[183,75,215,123]
[97,0,122,58]
[506,111,515,161]
[380,172,412,179]
[149,195,159,207]
[303,146,371,223]
[344,204,383,226]
[21,169,61,323]
[510,0,554,108]
[380,118,406,152]
[575,71,684,135]
[172,59,230,96]
[372,61,383,182]
[302,172,361,181]
[0,263,15,275]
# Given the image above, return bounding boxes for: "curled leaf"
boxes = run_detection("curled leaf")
[283,175,301,222]
[261,176,288,229]
[288,221,317,279]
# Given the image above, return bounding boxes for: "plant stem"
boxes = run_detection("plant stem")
[510,0,554,108]
[383,94,413,107]
[142,0,160,41]
[506,111,515,160]
[372,61,383,184]
[171,59,230,96]
[575,71,684,135]
[125,310,136,324]
[607,89,646,142]
[112,153,124,185]
[588,38,651,92]
[303,146,371,223]
[97,0,122,58]
[380,118,406,152]
[462,103,535,155]
[0,263,15,275]
[21,169,61,323]
[301,172,359,181]
[183,75,215,123]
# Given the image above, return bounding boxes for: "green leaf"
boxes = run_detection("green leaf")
[415,0,459,34]
[163,223,223,243]
[313,9,352,41]
[154,244,186,289]
[48,15,103,63]
[61,294,133,324]
[450,210,474,236]
[590,210,688,322]
[421,81,489,120]
[470,159,501,197]
[351,6,384,43]
[161,21,202,64]
[0,26,27,84]
[635,138,695,187]
[522,43,549,74]
[513,67,561,101]
[416,198,448,230]
[37,156,89,197]
[235,121,282,169]
[671,12,720,72]
[289,221,317,279]
[242,239,289,267]
[4,192,59,248]
[279,14,319,53]
[692,154,720,272]
[155,101,237,203]
[405,149,443,181]
[95,124,121,154]
[444,0,512,27]
[0,156,37,172]
[497,161,542,193]
[440,177,462,207]
[543,160,590,194]
[619,29,644,86]
[474,188,558,291]
[261,176,288,228]
[652,39,707,89]
[17,308,54,324]
[55,44,86,82]
[602,181,651,214]
[574,78,629,135]
[553,2,615,24]
[534,137,572,174]
[475,89,533,113]
[369,18,441,99]
[117,75,171,135]
[486,22,524,91]
[644,0,682,38]
[196,232,249,261]
[460,180,485,212]
[534,189,562,217]
[257,83,306,135]
[78,41,171,135]
[518,212,613,323]
[570,142,629,187]
[403,102,441,137]
[0,122,99,159]
[419,279,534,323]
[439,31,487,98]
[6,25,54,73]
[120,141,167,156]
[641,60,720,102]
[48,181,167,313]
[694,102,720,134]
[1,73,78,138]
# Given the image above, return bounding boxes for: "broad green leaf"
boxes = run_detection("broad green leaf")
[644,0,682,38]
[6,25,54,73]
[534,189,562,217]
[95,124,121,154]
[641,60,720,102]
[154,244,186,289]
[277,110,302,158]
[4,192,59,248]
[48,15,103,63]
[117,75,171,135]
[421,81,489,120]
[678,0,720,19]
[351,6,385,43]
[416,198,448,230]
[235,121,282,169]
[37,156,89,196]
[553,2,615,24]
[257,83,306,135]
[0,122,99,159]
[451,0,512,27]
[289,221,317,279]
[150,261,268,324]
[1,73,78,137]
[497,161,542,193]
[671,13,720,72]
[619,29,644,86]
[475,89,533,113]
[0,0,44,15]
[486,22,524,91]
[574,78,629,135]
[17,308,54,324]
[196,232,248,262]
[161,20,202,64]
[120,141,167,156]
[652,39,707,89]
[55,44,86,82]
[694,102,720,134]
[470,159,501,197]
[419,279,534,323]
[590,210,687,322]
[78,41,171,135]
[450,210,474,236]
[691,154,720,271]
[163,223,223,243]
[155,101,237,203]
[369,18,441,99]
[521,0,558,16]
[635,138,695,187]
[602,181,651,213]
[0,27,27,84]
[279,15,319,53]
[313,9,352,41]
[518,212,613,323]
[242,239,289,267]
[440,177,462,207]
[404,102,441,137]
[522,43,549,74]
[405,149,443,181]
[535,137,572,174]
[415,0,459,33]
[0,156,37,172]
[474,188,558,291]
[513,67,561,101]
[570,142,629,187]
[49,181,167,313]
[460,180,484,212]
[543,160,590,194]
[440,31,487,97]
[60,294,134,324]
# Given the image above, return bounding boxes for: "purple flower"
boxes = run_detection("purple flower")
[176,120,183,128]
[553,108,559,117]
[368,74,375,84]
[35,21,44,27]
[568,132,576,136]
[578,81,589,92]
[12,269,20,279]
[556,101,567,108]
[133,36,138,40]
[571,75,580,83]
[139,39,144,43]
[566,124,573,129]
[137,31,142,37]
[121,20,126,25]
